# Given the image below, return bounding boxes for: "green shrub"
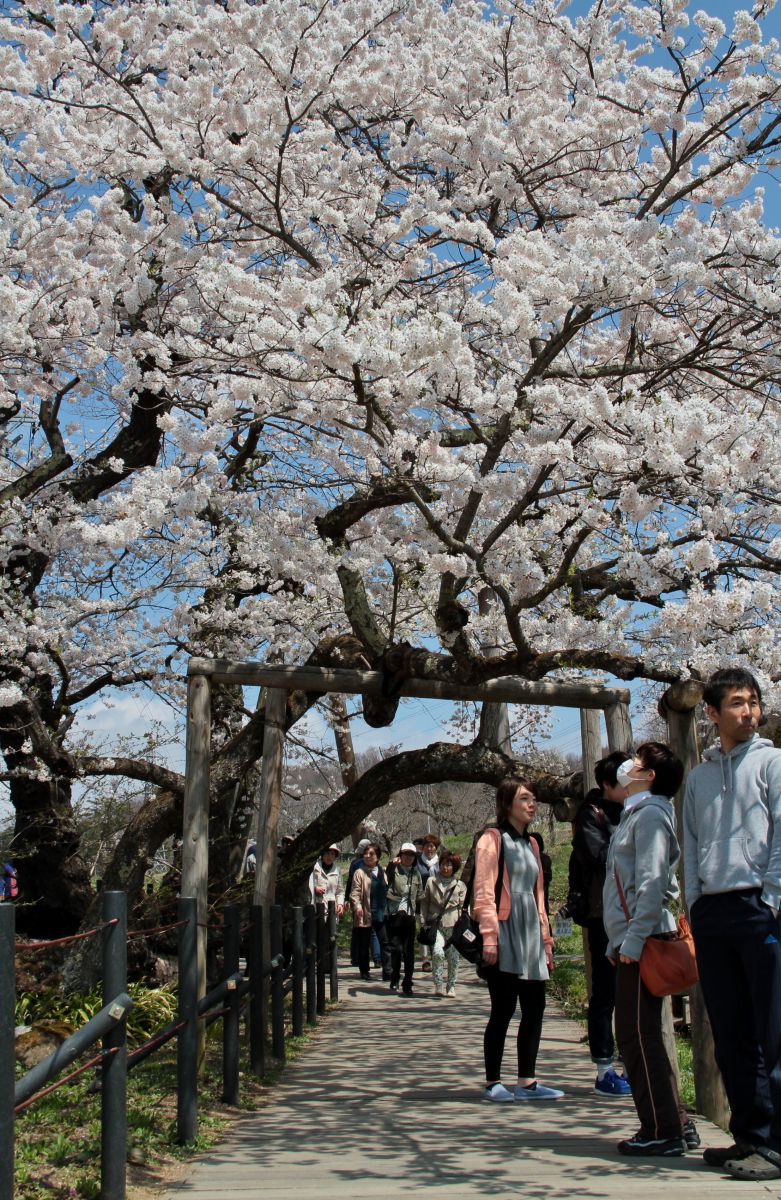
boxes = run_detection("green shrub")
[16,982,179,1047]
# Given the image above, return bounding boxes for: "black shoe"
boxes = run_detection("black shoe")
[359,971,370,980]
[683,1120,701,1150]
[618,1132,686,1157]
[703,1143,754,1167]
[401,984,413,996]
[389,981,399,991]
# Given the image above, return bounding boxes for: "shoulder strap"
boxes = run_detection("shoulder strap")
[613,867,631,924]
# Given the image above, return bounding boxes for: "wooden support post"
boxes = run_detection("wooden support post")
[181,672,211,1024]
[478,589,513,754]
[579,709,601,794]
[578,708,602,997]
[605,701,633,754]
[253,686,287,914]
[660,684,730,1130]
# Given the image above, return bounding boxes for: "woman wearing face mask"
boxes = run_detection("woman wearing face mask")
[603,742,698,1157]
[473,777,563,1102]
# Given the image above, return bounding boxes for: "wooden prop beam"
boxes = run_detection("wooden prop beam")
[660,687,730,1130]
[188,660,630,709]
[181,672,211,1043]
[252,686,287,915]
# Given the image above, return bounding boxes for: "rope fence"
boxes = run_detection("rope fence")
[1,895,338,1200]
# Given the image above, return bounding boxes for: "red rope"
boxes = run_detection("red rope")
[16,920,118,953]
[127,1019,187,1065]
[14,1047,118,1115]
[197,921,224,930]
[126,918,188,940]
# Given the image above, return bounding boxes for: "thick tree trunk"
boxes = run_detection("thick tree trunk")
[62,788,181,992]
[2,700,91,937]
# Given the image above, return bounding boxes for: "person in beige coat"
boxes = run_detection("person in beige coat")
[421,850,466,997]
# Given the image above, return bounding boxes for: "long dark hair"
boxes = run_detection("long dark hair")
[495,776,537,825]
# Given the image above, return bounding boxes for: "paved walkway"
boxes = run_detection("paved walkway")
[162,964,780,1199]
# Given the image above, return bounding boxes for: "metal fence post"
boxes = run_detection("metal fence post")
[304,905,317,1027]
[102,891,127,1200]
[270,905,285,1062]
[222,905,240,1106]
[291,907,304,1037]
[0,902,15,1200]
[248,904,265,1078]
[177,896,198,1144]
[328,901,339,1003]
[315,902,326,1016]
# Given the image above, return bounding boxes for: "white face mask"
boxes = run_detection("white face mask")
[616,759,637,789]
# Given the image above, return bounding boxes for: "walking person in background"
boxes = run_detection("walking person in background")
[350,843,391,982]
[474,777,563,1103]
[603,742,696,1157]
[568,751,631,1098]
[421,850,466,997]
[417,834,440,973]
[386,842,422,995]
[684,667,781,1182]
[347,839,381,968]
[309,843,345,917]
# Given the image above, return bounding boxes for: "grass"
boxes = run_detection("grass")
[13,992,326,1200]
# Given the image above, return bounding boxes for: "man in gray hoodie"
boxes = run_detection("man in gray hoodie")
[683,667,781,1181]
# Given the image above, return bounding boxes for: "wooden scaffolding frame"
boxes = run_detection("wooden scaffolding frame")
[181,658,727,1127]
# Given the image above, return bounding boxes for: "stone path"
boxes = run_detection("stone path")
[161,963,780,1198]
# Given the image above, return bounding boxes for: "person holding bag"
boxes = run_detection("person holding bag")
[473,777,563,1103]
[603,741,698,1157]
[386,842,422,996]
[421,850,466,997]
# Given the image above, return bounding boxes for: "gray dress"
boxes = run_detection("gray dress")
[497,831,548,981]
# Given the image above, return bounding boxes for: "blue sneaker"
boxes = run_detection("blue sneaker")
[595,1069,632,1097]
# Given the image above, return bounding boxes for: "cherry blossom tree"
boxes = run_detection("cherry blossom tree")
[1,0,780,932]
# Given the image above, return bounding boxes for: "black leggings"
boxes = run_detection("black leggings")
[483,969,546,1082]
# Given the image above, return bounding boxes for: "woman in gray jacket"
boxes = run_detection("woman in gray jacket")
[603,742,697,1158]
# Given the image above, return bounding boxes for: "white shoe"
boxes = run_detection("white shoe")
[485,1083,515,1103]
[445,986,456,997]
[514,1082,564,1101]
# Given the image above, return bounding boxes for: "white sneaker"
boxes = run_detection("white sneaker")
[514,1082,564,1101]
[445,986,456,997]
[484,1082,515,1103]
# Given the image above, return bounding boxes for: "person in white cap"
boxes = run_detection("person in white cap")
[309,843,345,917]
[386,843,423,995]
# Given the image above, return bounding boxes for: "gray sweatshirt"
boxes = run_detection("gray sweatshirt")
[602,793,680,961]
[683,735,781,911]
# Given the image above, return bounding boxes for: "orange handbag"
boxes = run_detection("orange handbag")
[614,869,699,997]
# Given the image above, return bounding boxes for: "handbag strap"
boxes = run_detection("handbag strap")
[613,867,632,925]
[431,881,459,929]
[463,829,505,911]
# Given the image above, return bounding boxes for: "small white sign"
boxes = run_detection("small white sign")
[554,915,573,939]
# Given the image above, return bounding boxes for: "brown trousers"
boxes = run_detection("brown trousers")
[614,960,686,1139]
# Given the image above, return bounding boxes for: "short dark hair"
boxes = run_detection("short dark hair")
[439,850,462,872]
[594,749,631,789]
[496,776,537,824]
[363,842,382,859]
[636,741,684,798]
[421,833,441,848]
[703,668,762,712]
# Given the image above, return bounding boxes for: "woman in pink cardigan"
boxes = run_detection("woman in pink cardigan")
[474,776,564,1102]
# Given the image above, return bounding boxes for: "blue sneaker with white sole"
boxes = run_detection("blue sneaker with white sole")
[595,1069,632,1097]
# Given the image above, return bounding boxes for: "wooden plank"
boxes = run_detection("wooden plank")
[180,673,211,1010]
[252,686,287,914]
[188,660,631,709]
[579,709,601,794]
[604,701,633,753]
[663,701,730,1132]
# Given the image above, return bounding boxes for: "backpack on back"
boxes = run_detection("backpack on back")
[563,805,606,926]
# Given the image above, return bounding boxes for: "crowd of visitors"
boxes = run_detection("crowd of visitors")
[305,666,781,1178]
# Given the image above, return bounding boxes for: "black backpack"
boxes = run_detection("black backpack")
[562,805,606,926]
